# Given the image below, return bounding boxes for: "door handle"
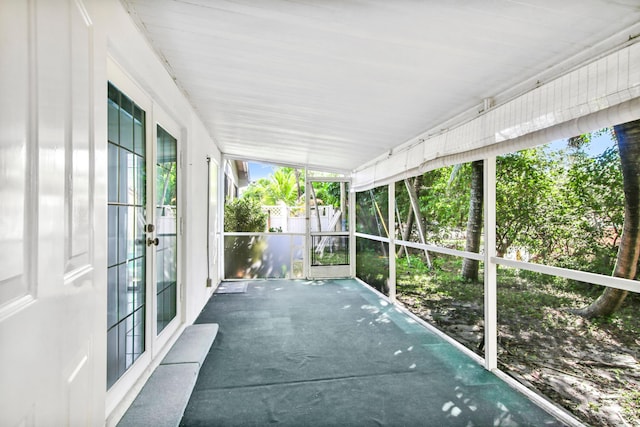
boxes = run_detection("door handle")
[147,237,159,247]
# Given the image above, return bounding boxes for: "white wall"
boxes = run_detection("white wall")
[0,0,220,425]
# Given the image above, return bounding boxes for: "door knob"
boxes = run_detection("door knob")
[147,237,159,247]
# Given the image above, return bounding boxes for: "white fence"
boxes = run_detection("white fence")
[262,205,344,233]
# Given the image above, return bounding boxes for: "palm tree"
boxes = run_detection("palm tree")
[574,119,640,318]
[462,160,483,281]
[263,168,298,205]
[243,168,300,206]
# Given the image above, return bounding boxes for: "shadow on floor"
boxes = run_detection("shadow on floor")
[182,279,566,427]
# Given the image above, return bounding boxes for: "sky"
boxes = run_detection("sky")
[549,130,615,156]
[248,162,276,182]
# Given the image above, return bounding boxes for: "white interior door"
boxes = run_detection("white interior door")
[306,178,352,278]
[0,1,104,424]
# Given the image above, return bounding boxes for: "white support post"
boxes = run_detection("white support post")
[388,182,396,302]
[304,168,310,279]
[349,184,356,278]
[484,156,498,371]
[218,158,226,282]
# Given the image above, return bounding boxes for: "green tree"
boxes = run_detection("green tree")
[242,167,303,206]
[224,198,267,232]
[496,147,555,257]
[313,181,341,208]
[241,177,269,204]
[563,142,623,273]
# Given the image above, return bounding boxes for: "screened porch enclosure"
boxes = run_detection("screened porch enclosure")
[220,121,640,425]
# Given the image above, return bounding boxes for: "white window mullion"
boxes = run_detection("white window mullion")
[388,182,396,302]
[484,156,497,371]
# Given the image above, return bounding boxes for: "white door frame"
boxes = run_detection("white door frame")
[305,175,352,279]
[151,109,183,356]
[105,57,184,414]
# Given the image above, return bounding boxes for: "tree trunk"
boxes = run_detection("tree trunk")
[310,183,322,232]
[404,176,431,267]
[397,203,414,256]
[574,119,640,318]
[462,160,483,281]
[294,168,302,200]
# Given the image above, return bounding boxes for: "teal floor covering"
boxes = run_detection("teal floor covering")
[180,279,564,426]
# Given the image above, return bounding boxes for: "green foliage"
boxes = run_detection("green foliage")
[157,161,177,206]
[242,167,303,206]
[356,187,389,235]
[389,166,472,247]
[419,165,470,233]
[496,146,556,256]
[224,198,267,232]
[355,238,389,292]
[313,181,342,208]
[387,129,626,280]
[563,144,623,273]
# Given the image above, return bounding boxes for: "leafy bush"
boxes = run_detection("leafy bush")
[224,198,267,232]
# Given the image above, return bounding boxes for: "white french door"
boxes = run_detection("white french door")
[106,62,182,406]
[107,81,148,390]
[306,177,352,278]
[152,117,181,348]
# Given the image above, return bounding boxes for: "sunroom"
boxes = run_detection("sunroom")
[1,1,639,426]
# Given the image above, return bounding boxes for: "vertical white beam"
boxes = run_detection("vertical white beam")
[349,184,356,278]
[388,182,396,302]
[218,158,226,282]
[304,168,310,279]
[484,156,498,371]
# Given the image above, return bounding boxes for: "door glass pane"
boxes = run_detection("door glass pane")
[107,85,119,145]
[118,149,129,204]
[117,206,127,264]
[106,327,118,389]
[107,266,117,329]
[309,181,349,233]
[135,207,146,259]
[106,83,146,390]
[311,235,349,266]
[108,143,118,202]
[117,263,130,320]
[119,96,134,151]
[134,106,145,156]
[133,258,145,311]
[134,155,145,206]
[107,205,117,266]
[156,125,177,335]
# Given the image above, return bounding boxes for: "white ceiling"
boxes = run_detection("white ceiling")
[123,0,640,172]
